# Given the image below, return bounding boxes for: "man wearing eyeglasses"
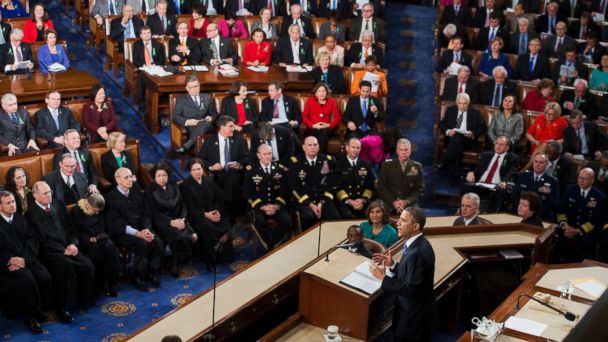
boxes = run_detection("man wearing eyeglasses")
[348,3,386,43]
[201,22,239,66]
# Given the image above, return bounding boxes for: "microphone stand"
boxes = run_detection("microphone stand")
[516,293,577,321]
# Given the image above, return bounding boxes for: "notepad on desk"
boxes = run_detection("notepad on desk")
[339,260,381,295]
[139,65,173,77]
[571,277,607,299]
[247,65,269,72]
[183,65,209,72]
[504,316,547,337]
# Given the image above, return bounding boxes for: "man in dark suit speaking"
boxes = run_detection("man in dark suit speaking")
[370,207,436,342]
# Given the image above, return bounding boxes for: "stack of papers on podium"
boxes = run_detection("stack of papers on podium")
[286,65,312,72]
[247,65,269,72]
[47,62,66,72]
[183,65,209,72]
[140,65,173,77]
[339,260,381,295]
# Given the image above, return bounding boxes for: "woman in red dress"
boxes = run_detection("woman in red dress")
[243,28,272,66]
[521,78,555,113]
[219,81,259,133]
[22,3,54,43]
[302,83,341,152]
[525,101,568,155]
[188,5,209,39]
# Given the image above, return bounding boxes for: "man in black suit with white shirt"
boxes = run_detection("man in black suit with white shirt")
[201,23,239,66]
[475,11,508,51]
[168,21,201,66]
[435,36,473,73]
[52,130,99,191]
[0,93,38,156]
[479,66,517,106]
[34,90,81,149]
[109,5,144,52]
[512,38,550,81]
[0,29,34,75]
[146,0,177,36]
[43,153,90,206]
[441,66,480,104]
[173,74,218,153]
[342,80,385,139]
[273,24,314,66]
[249,123,295,166]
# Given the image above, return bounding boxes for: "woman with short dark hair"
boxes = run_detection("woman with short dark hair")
[302,82,341,152]
[359,200,398,248]
[220,81,259,133]
[83,83,117,143]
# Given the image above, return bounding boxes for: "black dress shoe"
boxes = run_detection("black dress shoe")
[132,277,150,291]
[148,275,161,288]
[57,310,74,323]
[175,147,188,155]
[24,317,43,333]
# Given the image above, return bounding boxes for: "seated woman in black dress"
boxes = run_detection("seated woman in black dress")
[101,132,136,187]
[71,193,121,297]
[312,51,346,94]
[4,166,31,214]
[145,161,197,277]
[180,158,232,272]
[517,191,544,227]
[219,81,259,133]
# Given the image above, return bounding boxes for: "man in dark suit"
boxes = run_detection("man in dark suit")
[343,80,385,139]
[347,3,386,43]
[198,115,248,221]
[556,167,606,262]
[591,0,608,19]
[512,152,560,220]
[146,0,177,37]
[345,31,385,68]
[546,141,574,193]
[200,22,239,66]
[243,144,292,250]
[318,0,350,18]
[288,136,340,230]
[249,123,295,166]
[479,66,517,106]
[43,153,89,206]
[453,193,482,225]
[173,74,218,153]
[435,36,473,73]
[473,0,498,28]
[508,17,539,55]
[536,2,567,35]
[26,181,96,322]
[370,207,436,341]
[551,48,588,86]
[256,0,287,17]
[105,167,164,291]
[568,12,601,40]
[0,191,52,334]
[512,38,551,81]
[169,21,201,65]
[544,21,576,59]
[441,66,480,104]
[109,5,144,52]
[475,11,508,51]
[0,29,34,75]
[280,4,313,38]
[561,80,597,119]
[334,137,375,219]
[51,130,99,193]
[273,24,314,66]
[440,0,472,26]
[439,93,486,183]
[0,93,38,156]
[34,90,81,148]
[578,31,605,64]
[261,81,302,145]
[563,110,606,160]
[132,25,166,100]
[463,136,519,212]
[438,23,471,50]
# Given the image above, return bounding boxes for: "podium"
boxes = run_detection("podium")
[298,248,393,340]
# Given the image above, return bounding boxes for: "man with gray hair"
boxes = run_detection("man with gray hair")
[0,28,34,74]
[453,193,481,226]
[348,3,386,43]
[43,153,90,206]
[273,24,314,66]
[280,4,313,38]
[508,16,539,55]
[560,78,598,118]
[201,22,239,66]
[480,66,517,106]
[441,65,480,104]
[0,93,39,156]
[376,138,424,213]
[345,30,385,68]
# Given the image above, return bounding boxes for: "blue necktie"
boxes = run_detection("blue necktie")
[402,243,408,255]
[9,112,18,124]
[529,56,535,74]
[224,138,231,168]
[492,85,502,107]
[361,100,369,132]
[331,0,336,9]
[175,0,180,14]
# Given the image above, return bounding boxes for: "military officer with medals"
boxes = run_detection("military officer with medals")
[376,138,424,213]
[335,137,375,218]
[512,152,559,221]
[288,136,340,231]
[244,144,292,250]
[556,167,606,262]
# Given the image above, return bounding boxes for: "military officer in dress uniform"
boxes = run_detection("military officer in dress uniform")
[244,144,292,250]
[556,167,606,262]
[376,138,424,213]
[335,137,375,218]
[512,152,559,221]
[288,136,340,231]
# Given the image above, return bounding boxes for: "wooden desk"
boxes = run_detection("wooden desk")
[457,260,608,342]
[143,66,314,134]
[0,71,99,103]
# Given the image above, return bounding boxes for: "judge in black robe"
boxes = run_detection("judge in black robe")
[180,158,233,271]
[71,195,121,297]
[26,182,96,319]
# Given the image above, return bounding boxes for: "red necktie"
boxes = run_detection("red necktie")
[458,83,463,94]
[581,27,586,39]
[272,100,279,118]
[484,155,500,184]
[45,206,51,214]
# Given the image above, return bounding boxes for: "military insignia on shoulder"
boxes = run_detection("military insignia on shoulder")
[588,198,597,208]
[326,155,332,160]
[245,165,252,170]
[407,167,419,176]
[291,156,298,163]
[385,159,393,162]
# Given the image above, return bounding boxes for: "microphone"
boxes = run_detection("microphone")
[516,293,577,321]
[324,242,358,262]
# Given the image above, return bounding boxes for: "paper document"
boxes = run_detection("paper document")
[448,62,462,75]
[139,65,173,77]
[475,183,497,190]
[362,72,381,92]
[560,65,575,78]
[504,316,547,337]
[285,65,312,73]
[218,64,239,76]
[183,65,209,72]
[339,260,381,295]
[592,14,604,22]
[571,277,607,299]
[247,65,269,72]
[17,60,32,69]
[47,62,66,72]
[499,249,524,259]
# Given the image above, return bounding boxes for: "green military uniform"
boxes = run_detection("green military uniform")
[376,158,424,211]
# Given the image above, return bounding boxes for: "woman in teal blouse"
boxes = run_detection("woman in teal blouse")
[359,200,398,248]
[589,53,608,92]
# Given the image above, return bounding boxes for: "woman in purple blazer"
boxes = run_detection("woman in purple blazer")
[37,29,70,74]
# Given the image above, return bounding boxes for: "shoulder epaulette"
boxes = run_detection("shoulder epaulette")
[245,165,252,170]
[291,156,298,163]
